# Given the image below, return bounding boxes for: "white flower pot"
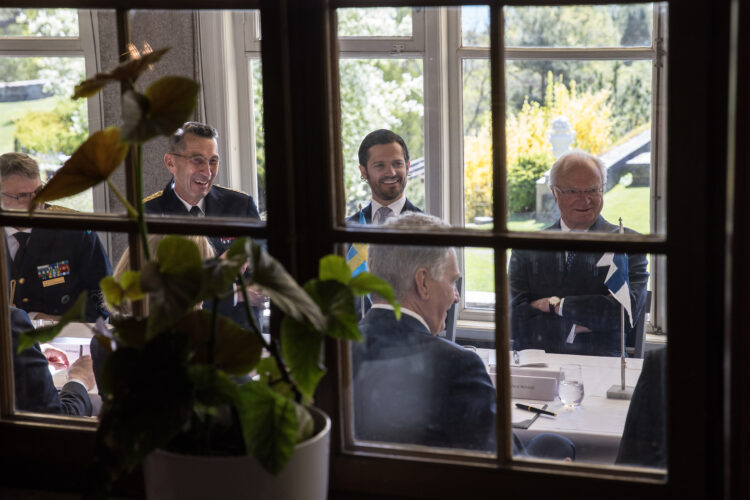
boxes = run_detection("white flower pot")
[143,407,331,500]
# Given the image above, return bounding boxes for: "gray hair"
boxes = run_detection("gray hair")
[368,212,453,301]
[168,121,218,154]
[548,150,607,188]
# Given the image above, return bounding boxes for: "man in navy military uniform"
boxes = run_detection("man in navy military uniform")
[346,129,422,225]
[0,153,112,323]
[144,121,265,326]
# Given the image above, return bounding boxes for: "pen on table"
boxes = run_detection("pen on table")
[515,403,557,417]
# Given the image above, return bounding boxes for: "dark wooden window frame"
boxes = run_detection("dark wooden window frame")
[0,0,745,498]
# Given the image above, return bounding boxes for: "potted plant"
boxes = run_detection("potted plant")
[17,48,399,499]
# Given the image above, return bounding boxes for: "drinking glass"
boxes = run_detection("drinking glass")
[559,364,585,407]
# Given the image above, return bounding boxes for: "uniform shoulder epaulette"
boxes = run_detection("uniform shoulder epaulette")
[45,204,79,213]
[143,190,164,203]
[214,184,250,197]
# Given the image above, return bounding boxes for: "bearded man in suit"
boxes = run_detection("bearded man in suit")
[346,129,422,226]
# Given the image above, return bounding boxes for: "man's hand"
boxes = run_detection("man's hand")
[41,344,69,370]
[68,355,96,390]
[530,297,553,313]
[573,324,592,333]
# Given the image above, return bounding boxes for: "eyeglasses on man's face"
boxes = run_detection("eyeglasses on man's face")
[0,185,44,202]
[553,186,604,198]
[172,153,220,168]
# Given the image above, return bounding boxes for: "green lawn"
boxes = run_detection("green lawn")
[464,185,651,292]
[0,96,60,154]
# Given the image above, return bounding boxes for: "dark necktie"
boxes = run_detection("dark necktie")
[12,232,30,277]
[189,206,202,217]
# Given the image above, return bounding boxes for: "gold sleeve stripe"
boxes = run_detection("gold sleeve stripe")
[143,190,164,202]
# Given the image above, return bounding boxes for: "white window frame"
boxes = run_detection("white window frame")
[0,9,106,213]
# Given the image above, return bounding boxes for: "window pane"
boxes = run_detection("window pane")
[463,58,492,228]
[0,9,79,37]
[0,56,91,211]
[461,6,490,47]
[350,242,498,454]
[504,60,653,235]
[337,8,413,38]
[339,58,425,219]
[504,4,653,48]
[508,246,665,470]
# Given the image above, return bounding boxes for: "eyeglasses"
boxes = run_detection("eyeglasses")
[172,153,220,168]
[1,185,43,201]
[553,186,603,198]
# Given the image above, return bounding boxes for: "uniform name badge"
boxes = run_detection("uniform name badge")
[38,260,70,287]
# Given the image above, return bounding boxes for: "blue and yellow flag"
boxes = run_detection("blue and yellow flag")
[347,210,368,277]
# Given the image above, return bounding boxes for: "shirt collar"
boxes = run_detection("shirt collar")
[560,218,590,233]
[370,195,406,221]
[171,181,206,214]
[370,303,431,333]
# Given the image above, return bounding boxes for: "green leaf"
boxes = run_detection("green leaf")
[293,403,314,444]
[235,381,298,475]
[16,293,88,352]
[100,276,123,308]
[178,310,263,375]
[72,48,170,99]
[142,237,205,337]
[246,240,326,331]
[121,76,200,143]
[110,316,148,349]
[304,280,360,341]
[100,271,144,309]
[188,365,240,407]
[281,316,325,399]
[197,254,247,301]
[30,128,128,210]
[350,272,401,319]
[319,255,351,285]
[157,235,203,276]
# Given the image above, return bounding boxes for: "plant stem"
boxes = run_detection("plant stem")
[135,146,150,261]
[105,178,139,219]
[237,270,302,402]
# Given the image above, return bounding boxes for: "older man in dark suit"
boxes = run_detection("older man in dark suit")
[509,151,649,357]
[353,213,574,458]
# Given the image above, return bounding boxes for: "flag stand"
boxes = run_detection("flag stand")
[606,218,634,400]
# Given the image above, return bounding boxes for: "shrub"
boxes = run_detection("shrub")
[13,98,87,156]
[507,152,554,213]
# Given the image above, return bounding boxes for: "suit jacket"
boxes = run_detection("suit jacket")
[7,226,111,322]
[144,180,261,255]
[352,308,497,451]
[509,216,649,356]
[616,346,666,467]
[345,198,422,225]
[11,307,92,416]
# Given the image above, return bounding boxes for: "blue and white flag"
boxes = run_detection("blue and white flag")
[596,252,633,327]
[346,210,368,277]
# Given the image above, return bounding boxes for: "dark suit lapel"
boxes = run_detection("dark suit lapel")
[203,186,223,217]
[362,203,373,224]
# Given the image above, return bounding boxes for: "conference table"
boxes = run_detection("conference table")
[475,349,644,464]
